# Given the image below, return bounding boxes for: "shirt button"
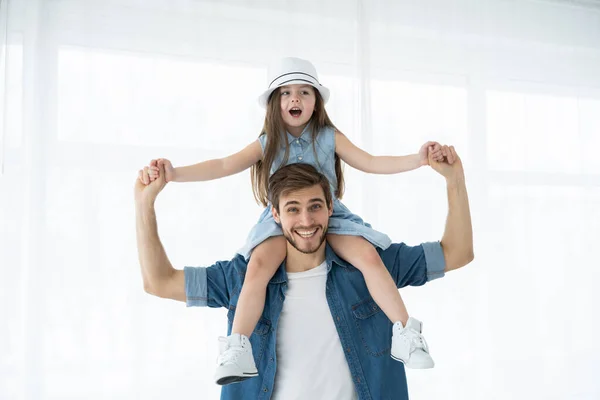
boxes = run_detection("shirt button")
[298,156,303,160]
[296,140,300,144]
[336,316,340,321]
[346,347,351,353]
[263,387,269,392]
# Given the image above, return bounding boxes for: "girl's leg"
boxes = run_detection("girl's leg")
[231,235,287,337]
[327,234,408,325]
[328,234,434,368]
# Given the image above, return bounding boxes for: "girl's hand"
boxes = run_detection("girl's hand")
[147,158,176,183]
[419,141,444,166]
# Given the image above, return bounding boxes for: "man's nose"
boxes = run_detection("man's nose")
[298,211,313,226]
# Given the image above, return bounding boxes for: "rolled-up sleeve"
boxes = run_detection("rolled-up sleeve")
[184,267,208,307]
[382,241,446,288]
[421,241,446,282]
[184,260,233,309]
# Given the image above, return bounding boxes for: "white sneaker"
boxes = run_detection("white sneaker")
[214,333,259,385]
[391,317,435,369]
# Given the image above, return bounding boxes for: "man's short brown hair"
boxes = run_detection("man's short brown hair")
[268,164,333,212]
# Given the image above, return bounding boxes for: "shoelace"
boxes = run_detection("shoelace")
[409,330,429,354]
[217,345,245,366]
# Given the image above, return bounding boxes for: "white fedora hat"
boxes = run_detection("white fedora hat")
[258,57,330,108]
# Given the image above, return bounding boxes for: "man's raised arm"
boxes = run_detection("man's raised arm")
[430,146,474,272]
[134,161,185,301]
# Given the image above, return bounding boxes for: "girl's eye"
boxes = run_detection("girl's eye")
[281,91,290,95]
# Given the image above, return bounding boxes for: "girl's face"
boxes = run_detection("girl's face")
[279,84,316,135]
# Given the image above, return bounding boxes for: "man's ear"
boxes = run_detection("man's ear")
[272,206,281,223]
[328,202,333,217]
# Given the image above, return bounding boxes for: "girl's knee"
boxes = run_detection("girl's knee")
[329,235,382,269]
[248,254,279,271]
[254,235,287,258]
[246,250,284,283]
[355,245,383,268]
[245,262,276,286]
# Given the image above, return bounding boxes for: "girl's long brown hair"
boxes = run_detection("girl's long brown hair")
[251,89,345,207]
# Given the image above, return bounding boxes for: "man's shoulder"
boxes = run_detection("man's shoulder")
[324,242,426,268]
[379,242,424,257]
[184,254,250,308]
[213,254,248,276]
[187,254,249,287]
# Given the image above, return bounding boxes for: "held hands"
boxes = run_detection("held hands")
[134,161,168,206]
[428,144,464,182]
[419,141,444,166]
[134,158,174,206]
[138,158,175,184]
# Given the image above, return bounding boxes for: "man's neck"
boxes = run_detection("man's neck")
[285,242,327,273]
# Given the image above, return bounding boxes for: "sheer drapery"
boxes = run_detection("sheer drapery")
[1,0,599,398]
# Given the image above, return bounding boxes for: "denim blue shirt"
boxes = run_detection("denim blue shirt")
[184,241,446,400]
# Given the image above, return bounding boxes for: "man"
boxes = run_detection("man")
[135,145,474,399]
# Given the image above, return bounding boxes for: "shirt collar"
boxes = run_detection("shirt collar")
[268,243,351,285]
[284,123,311,145]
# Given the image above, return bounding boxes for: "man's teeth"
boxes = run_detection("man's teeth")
[296,228,317,237]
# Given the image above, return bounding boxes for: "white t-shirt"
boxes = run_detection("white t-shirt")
[272,261,358,400]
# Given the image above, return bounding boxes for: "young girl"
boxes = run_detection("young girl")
[144,57,445,384]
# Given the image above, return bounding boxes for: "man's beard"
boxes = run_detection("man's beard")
[282,225,328,254]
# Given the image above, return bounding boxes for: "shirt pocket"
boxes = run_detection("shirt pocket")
[227,305,272,363]
[351,298,392,357]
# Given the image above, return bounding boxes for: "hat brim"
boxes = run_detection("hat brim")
[258,81,330,108]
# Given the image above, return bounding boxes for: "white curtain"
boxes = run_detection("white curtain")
[1,0,599,398]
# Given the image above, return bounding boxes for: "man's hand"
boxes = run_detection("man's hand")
[428,144,464,182]
[135,162,168,207]
[147,158,176,183]
[419,141,444,166]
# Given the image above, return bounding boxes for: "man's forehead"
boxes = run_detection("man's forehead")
[280,185,326,205]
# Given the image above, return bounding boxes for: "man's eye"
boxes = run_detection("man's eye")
[311,204,321,210]
[287,208,297,213]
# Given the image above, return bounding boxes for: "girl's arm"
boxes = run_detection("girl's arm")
[173,140,263,182]
[335,130,440,174]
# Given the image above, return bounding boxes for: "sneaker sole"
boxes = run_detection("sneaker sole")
[390,354,434,369]
[216,372,258,386]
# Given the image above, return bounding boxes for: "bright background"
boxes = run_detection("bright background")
[1,0,599,398]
